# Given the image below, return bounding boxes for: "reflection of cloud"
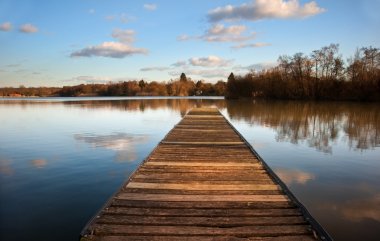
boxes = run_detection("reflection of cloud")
[31,159,47,168]
[0,158,13,176]
[340,195,380,222]
[274,168,315,185]
[74,133,148,162]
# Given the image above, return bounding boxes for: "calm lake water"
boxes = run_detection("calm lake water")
[0,97,379,241]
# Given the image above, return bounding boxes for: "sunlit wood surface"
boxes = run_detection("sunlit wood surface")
[81,107,317,241]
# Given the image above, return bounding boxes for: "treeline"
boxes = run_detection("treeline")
[226,44,380,101]
[0,86,61,97]
[59,75,226,97]
[0,73,226,97]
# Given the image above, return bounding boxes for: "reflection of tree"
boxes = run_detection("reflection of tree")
[226,100,380,152]
[2,98,226,117]
[62,98,226,116]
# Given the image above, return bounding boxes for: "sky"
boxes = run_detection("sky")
[0,0,379,87]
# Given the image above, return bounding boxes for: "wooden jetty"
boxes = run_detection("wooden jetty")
[81,107,331,241]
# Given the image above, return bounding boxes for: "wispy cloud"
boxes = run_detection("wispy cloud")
[234,62,277,71]
[71,42,148,58]
[171,60,187,67]
[144,3,157,11]
[88,9,96,14]
[203,24,256,42]
[71,29,148,58]
[105,13,134,23]
[231,42,271,49]
[178,24,256,43]
[140,66,170,72]
[19,23,38,33]
[112,29,135,43]
[208,0,326,22]
[189,55,233,67]
[0,22,12,31]
[177,34,192,41]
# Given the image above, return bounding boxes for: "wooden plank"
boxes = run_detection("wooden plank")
[132,173,272,181]
[144,162,260,167]
[129,179,275,185]
[85,235,316,241]
[92,224,310,236]
[95,215,306,226]
[111,199,294,209]
[124,188,283,195]
[116,193,289,202]
[102,207,301,217]
[160,141,245,145]
[138,167,265,173]
[126,182,280,191]
[185,115,224,118]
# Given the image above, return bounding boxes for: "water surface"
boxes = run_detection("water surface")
[0,98,379,241]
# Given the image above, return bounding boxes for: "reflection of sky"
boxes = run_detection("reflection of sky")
[74,133,149,162]
[0,158,13,175]
[274,168,315,185]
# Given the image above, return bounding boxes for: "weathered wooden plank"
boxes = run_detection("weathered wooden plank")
[144,162,260,167]
[102,207,301,217]
[132,174,272,181]
[124,188,283,195]
[116,193,289,202]
[138,167,265,173]
[185,115,224,118]
[83,235,316,241]
[111,199,294,209]
[160,141,245,145]
[96,215,307,226]
[129,179,275,185]
[126,182,280,191]
[92,224,311,236]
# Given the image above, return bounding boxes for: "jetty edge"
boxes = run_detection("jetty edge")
[80,107,332,241]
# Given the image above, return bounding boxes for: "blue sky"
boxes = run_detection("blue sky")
[0,0,379,87]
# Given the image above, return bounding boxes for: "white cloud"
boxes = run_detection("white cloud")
[208,0,326,22]
[204,24,256,42]
[189,55,233,67]
[88,9,95,14]
[112,29,135,43]
[140,66,170,72]
[179,24,256,43]
[231,42,271,49]
[208,23,246,35]
[0,22,12,31]
[62,75,140,84]
[144,3,157,11]
[71,28,148,58]
[70,42,148,58]
[19,23,38,33]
